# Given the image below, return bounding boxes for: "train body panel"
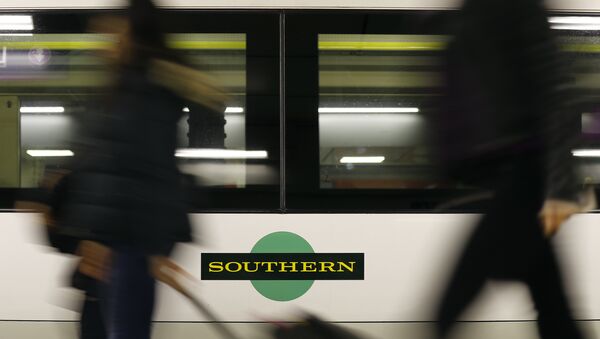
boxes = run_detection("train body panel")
[0,213,598,324]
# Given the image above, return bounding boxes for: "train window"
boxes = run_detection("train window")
[0,31,103,189]
[554,19,600,186]
[174,33,250,187]
[286,12,600,212]
[0,11,280,211]
[318,33,445,189]
[285,11,461,211]
[8,33,249,187]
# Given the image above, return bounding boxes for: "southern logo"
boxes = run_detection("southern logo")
[201,232,364,301]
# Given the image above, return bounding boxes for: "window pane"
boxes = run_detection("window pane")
[319,34,445,189]
[318,29,600,191]
[561,30,600,185]
[0,32,256,188]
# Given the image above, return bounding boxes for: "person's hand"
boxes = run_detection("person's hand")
[539,199,580,237]
[78,241,112,282]
[150,256,197,296]
[14,201,55,227]
[40,170,69,190]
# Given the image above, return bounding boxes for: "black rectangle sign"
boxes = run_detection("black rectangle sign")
[201,253,364,280]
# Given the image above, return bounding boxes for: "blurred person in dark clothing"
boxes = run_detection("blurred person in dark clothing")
[15,170,107,339]
[58,1,226,338]
[432,0,585,338]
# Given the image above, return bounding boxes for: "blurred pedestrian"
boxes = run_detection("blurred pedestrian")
[15,169,107,339]
[432,0,585,338]
[58,1,226,338]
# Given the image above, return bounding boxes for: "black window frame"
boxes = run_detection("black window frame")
[284,10,470,213]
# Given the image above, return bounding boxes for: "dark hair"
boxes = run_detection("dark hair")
[125,0,179,68]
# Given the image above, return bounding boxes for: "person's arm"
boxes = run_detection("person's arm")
[515,1,581,236]
[150,255,197,295]
[15,170,69,226]
[78,240,112,281]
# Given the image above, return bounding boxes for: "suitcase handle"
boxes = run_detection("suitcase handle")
[154,259,244,339]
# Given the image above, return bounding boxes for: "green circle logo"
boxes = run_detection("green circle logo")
[250,232,314,301]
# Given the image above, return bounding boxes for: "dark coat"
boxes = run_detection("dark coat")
[63,65,192,256]
[434,0,579,201]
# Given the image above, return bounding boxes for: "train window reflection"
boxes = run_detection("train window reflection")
[0,32,254,188]
[318,30,600,190]
[562,32,600,185]
[318,34,446,189]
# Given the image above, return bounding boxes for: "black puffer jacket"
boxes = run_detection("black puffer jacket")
[63,65,192,256]
[434,0,579,201]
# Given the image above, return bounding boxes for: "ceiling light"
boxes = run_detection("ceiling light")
[225,107,244,114]
[27,150,74,157]
[175,148,268,159]
[0,15,34,31]
[549,16,600,25]
[573,149,600,157]
[0,25,34,30]
[551,24,600,31]
[340,156,385,164]
[20,106,65,114]
[0,33,33,37]
[319,107,419,114]
[182,107,244,114]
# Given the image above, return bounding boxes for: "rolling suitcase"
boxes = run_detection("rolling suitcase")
[183,290,366,339]
[166,267,366,339]
[272,315,366,339]
[155,262,242,339]
[179,289,243,339]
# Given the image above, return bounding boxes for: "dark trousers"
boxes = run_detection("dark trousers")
[436,157,583,339]
[72,265,106,339]
[80,295,107,339]
[103,247,156,339]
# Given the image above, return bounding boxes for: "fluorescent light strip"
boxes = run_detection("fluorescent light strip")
[0,24,34,31]
[0,33,33,37]
[182,107,244,114]
[319,107,420,114]
[27,150,74,157]
[340,156,385,164]
[549,16,600,25]
[0,16,34,31]
[573,149,600,157]
[176,148,268,159]
[0,15,32,24]
[225,107,244,114]
[551,24,600,31]
[20,106,65,114]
